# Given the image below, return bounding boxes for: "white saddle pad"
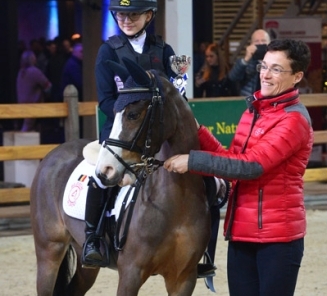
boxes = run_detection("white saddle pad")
[63,159,134,221]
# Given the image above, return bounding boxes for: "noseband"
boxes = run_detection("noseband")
[103,72,165,182]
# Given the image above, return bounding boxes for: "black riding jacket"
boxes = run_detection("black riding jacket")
[95,33,176,142]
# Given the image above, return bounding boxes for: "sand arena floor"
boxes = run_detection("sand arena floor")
[0,209,326,295]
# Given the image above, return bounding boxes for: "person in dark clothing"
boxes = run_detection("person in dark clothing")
[16,50,52,131]
[228,29,270,96]
[61,43,83,102]
[96,7,175,143]
[82,0,176,267]
[195,43,236,98]
[60,43,83,138]
[46,40,68,103]
[40,40,67,143]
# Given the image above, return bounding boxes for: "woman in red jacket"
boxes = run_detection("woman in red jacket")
[164,39,313,296]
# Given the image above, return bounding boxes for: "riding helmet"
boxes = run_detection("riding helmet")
[109,0,157,12]
[109,0,157,39]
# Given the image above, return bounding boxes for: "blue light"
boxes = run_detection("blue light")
[48,1,59,40]
[102,0,120,41]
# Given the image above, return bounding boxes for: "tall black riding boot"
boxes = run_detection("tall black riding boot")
[82,177,105,266]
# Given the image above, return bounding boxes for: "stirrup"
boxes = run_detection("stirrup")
[197,263,216,278]
[81,235,110,268]
[198,251,217,292]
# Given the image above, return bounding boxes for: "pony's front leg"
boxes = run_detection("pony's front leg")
[34,241,68,296]
[164,268,198,296]
[116,266,146,296]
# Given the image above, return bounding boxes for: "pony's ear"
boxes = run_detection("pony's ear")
[105,60,129,82]
[122,57,152,87]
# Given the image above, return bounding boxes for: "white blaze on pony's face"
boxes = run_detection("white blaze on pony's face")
[95,110,136,187]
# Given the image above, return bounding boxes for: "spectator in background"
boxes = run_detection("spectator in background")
[62,38,73,58]
[16,50,51,132]
[193,41,209,79]
[54,37,73,61]
[195,43,236,98]
[46,40,67,103]
[61,42,83,102]
[39,39,68,144]
[17,40,27,61]
[228,29,270,96]
[61,43,83,137]
[29,38,48,74]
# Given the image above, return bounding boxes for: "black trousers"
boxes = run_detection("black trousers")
[227,238,304,296]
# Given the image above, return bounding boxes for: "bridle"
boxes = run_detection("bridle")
[101,72,166,250]
[102,72,165,182]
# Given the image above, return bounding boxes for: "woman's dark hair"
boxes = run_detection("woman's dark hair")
[267,39,311,73]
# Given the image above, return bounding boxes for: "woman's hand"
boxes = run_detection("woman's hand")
[164,154,189,174]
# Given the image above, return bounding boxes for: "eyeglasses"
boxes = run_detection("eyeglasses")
[256,64,293,76]
[114,11,146,22]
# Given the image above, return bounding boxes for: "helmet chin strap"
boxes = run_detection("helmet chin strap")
[126,29,145,39]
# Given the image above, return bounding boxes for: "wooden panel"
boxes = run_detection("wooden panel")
[0,102,97,119]
[0,205,30,218]
[78,101,97,116]
[0,187,30,204]
[300,94,327,107]
[304,168,327,182]
[0,144,58,161]
[0,93,326,209]
[0,103,68,118]
[0,95,324,119]
[314,131,327,144]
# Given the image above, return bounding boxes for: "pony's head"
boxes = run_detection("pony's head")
[95,57,197,187]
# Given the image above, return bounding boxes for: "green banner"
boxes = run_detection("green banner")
[189,99,246,147]
[97,98,247,148]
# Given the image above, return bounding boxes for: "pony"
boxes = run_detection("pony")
[30,57,211,296]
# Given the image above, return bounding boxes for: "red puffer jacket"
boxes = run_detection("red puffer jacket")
[189,88,314,243]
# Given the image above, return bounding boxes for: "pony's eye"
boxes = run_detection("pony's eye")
[127,112,140,120]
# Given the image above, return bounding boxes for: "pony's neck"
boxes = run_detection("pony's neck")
[167,99,200,155]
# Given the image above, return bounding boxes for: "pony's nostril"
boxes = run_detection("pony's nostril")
[96,165,114,180]
[104,166,115,178]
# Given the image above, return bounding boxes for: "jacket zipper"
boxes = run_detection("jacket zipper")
[258,188,263,229]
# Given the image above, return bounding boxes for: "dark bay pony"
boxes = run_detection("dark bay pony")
[30,58,211,295]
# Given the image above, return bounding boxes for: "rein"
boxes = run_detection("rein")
[114,171,144,251]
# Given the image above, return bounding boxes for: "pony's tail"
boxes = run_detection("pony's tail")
[53,245,76,296]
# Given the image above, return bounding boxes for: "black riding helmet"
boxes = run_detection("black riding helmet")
[109,0,157,39]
